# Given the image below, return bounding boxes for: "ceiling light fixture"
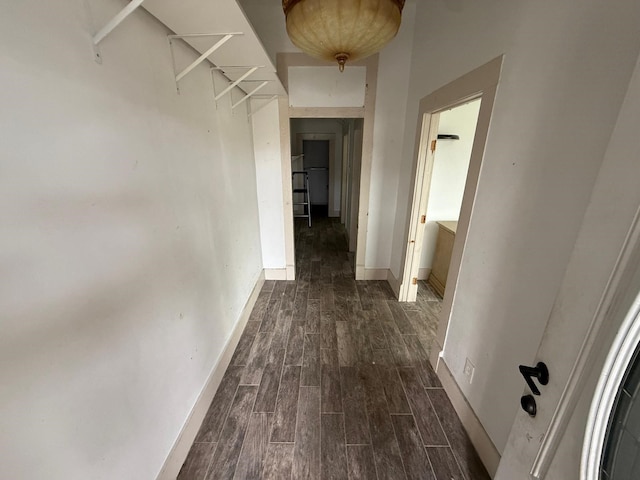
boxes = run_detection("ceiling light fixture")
[282,0,405,72]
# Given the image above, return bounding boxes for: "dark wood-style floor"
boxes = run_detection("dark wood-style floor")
[178,217,490,479]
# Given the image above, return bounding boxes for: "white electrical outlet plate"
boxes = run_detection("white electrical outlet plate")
[464,358,475,384]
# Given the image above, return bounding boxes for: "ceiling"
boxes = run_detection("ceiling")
[142,0,419,98]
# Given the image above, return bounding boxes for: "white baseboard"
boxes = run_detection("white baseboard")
[364,268,389,280]
[286,265,295,281]
[432,354,501,478]
[387,269,401,298]
[418,267,431,281]
[156,271,266,480]
[264,268,287,280]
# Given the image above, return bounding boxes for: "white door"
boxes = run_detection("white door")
[494,53,640,479]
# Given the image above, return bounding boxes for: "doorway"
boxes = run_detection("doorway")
[403,99,482,301]
[290,118,364,255]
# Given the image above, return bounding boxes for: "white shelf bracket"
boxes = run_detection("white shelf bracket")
[211,66,263,101]
[168,33,243,91]
[90,0,145,63]
[248,95,279,118]
[231,81,271,110]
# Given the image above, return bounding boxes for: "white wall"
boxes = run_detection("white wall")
[364,2,416,271]
[0,1,263,479]
[251,99,286,271]
[497,52,640,479]
[419,99,481,274]
[389,0,640,454]
[288,66,366,108]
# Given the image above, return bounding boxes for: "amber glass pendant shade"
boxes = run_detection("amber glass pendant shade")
[283,0,404,71]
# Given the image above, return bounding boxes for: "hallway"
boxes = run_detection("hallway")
[178,218,490,479]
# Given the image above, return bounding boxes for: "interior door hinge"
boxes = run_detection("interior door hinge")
[420,215,426,224]
[430,139,437,152]
[412,277,418,285]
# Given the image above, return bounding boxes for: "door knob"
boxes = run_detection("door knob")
[519,362,549,396]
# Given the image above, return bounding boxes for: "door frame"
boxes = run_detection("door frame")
[398,57,503,327]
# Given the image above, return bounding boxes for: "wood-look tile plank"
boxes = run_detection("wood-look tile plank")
[372,348,395,366]
[271,281,287,298]
[334,277,358,297]
[195,366,244,443]
[262,443,294,479]
[403,334,428,363]
[270,365,301,443]
[254,349,285,413]
[259,298,282,333]
[321,284,336,311]
[293,289,308,318]
[320,311,338,349]
[310,261,322,282]
[301,334,321,386]
[248,290,272,323]
[387,301,417,334]
[398,368,448,446]
[391,415,435,480]
[240,332,273,385]
[205,386,257,480]
[230,321,260,366]
[292,387,321,480]
[428,389,491,480]
[346,445,378,480]
[285,320,305,366]
[349,315,373,364]
[321,364,343,413]
[378,366,411,414]
[340,366,371,444]
[309,280,322,300]
[270,309,293,353]
[281,282,297,311]
[373,300,395,324]
[361,365,407,479]
[356,281,374,311]
[262,280,276,292]
[178,442,216,480]
[321,414,348,479]
[336,321,356,367]
[320,265,333,284]
[383,323,413,367]
[334,296,361,321]
[305,299,321,333]
[426,447,464,480]
[321,348,339,367]
[364,311,388,350]
[233,413,270,479]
